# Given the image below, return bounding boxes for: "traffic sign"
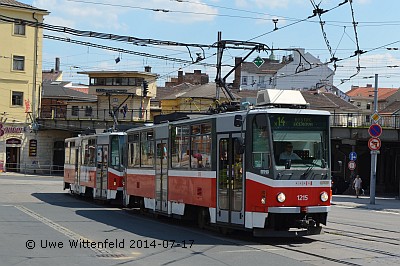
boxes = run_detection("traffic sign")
[368,137,381,151]
[368,124,382,138]
[371,112,381,123]
[253,56,265,68]
[349,151,357,161]
[348,160,356,170]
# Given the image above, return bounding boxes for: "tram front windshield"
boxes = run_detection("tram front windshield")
[269,114,329,169]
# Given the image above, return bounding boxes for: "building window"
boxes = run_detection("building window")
[366,103,371,110]
[357,102,361,107]
[365,115,370,123]
[71,106,79,116]
[85,106,93,116]
[13,55,25,71]
[12,91,23,106]
[241,76,247,85]
[14,23,25,35]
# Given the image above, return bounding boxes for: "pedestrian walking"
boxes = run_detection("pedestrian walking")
[353,175,363,198]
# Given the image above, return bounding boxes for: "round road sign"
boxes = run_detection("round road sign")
[348,160,356,170]
[368,137,381,151]
[368,124,382,138]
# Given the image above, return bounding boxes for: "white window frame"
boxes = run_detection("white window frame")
[241,76,248,85]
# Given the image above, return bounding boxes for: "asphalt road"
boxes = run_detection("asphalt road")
[0,174,399,266]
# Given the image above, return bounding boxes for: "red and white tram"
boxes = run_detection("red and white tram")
[64,132,126,200]
[123,107,331,236]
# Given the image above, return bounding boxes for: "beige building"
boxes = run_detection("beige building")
[78,69,158,122]
[0,1,49,173]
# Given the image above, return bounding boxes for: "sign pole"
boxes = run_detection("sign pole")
[370,74,378,204]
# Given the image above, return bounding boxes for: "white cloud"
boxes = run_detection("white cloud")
[235,0,291,9]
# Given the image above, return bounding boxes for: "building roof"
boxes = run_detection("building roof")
[42,71,63,83]
[241,58,287,74]
[42,81,97,101]
[346,86,399,100]
[155,83,194,100]
[78,70,158,77]
[301,90,360,112]
[0,0,48,13]
[160,83,240,100]
[380,100,400,114]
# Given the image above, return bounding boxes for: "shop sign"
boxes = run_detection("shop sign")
[29,139,37,157]
[6,138,21,145]
[0,122,25,136]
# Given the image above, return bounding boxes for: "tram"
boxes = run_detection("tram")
[64,89,332,236]
[64,132,126,200]
[123,90,331,236]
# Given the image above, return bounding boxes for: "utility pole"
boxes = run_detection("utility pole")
[369,74,378,204]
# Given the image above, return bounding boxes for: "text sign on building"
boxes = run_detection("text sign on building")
[348,160,356,171]
[368,124,382,138]
[349,151,357,161]
[29,139,37,157]
[0,123,25,136]
[368,137,381,151]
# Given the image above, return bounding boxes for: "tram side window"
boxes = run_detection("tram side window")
[82,139,96,167]
[65,142,71,164]
[141,131,154,168]
[252,115,271,169]
[190,123,211,169]
[70,144,76,166]
[128,133,140,167]
[110,136,121,168]
[171,126,190,169]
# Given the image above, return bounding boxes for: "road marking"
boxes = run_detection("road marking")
[15,205,134,259]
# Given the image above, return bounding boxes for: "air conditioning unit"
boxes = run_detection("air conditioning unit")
[256,89,308,108]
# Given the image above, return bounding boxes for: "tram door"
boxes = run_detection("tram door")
[216,133,244,226]
[95,144,108,198]
[155,140,168,212]
[73,146,79,191]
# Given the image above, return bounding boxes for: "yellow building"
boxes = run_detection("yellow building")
[0,1,49,173]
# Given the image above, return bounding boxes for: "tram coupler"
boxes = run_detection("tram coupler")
[297,217,316,228]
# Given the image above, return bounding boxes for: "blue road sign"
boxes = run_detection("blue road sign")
[349,151,357,161]
[368,124,382,138]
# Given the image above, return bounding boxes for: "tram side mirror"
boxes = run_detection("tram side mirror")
[285,159,291,169]
[321,159,327,169]
[234,115,242,127]
[235,137,245,155]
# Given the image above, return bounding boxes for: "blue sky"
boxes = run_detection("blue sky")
[19,0,400,91]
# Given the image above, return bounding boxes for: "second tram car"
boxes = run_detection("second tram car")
[64,132,126,200]
[123,108,331,236]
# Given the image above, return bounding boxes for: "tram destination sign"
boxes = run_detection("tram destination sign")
[270,114,327,130]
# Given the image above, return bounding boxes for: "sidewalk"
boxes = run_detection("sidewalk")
[332,194,400,214]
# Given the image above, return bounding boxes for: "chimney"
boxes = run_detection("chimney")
[194,70,201,75]
[55,57,60,72]
[233,57,242,90]
[144,66,152,72]
[366,84,372,87]
[178,70,183,84]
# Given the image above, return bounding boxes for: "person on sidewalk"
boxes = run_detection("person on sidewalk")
[353,175,363,198]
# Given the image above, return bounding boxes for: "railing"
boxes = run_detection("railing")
[1,163,64,176]
[330,113,400,129]
[39,107,150,122]
[39,107,400,129]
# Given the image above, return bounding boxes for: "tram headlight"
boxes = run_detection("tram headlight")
[320,191,329,202]
[276,192,286,203]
